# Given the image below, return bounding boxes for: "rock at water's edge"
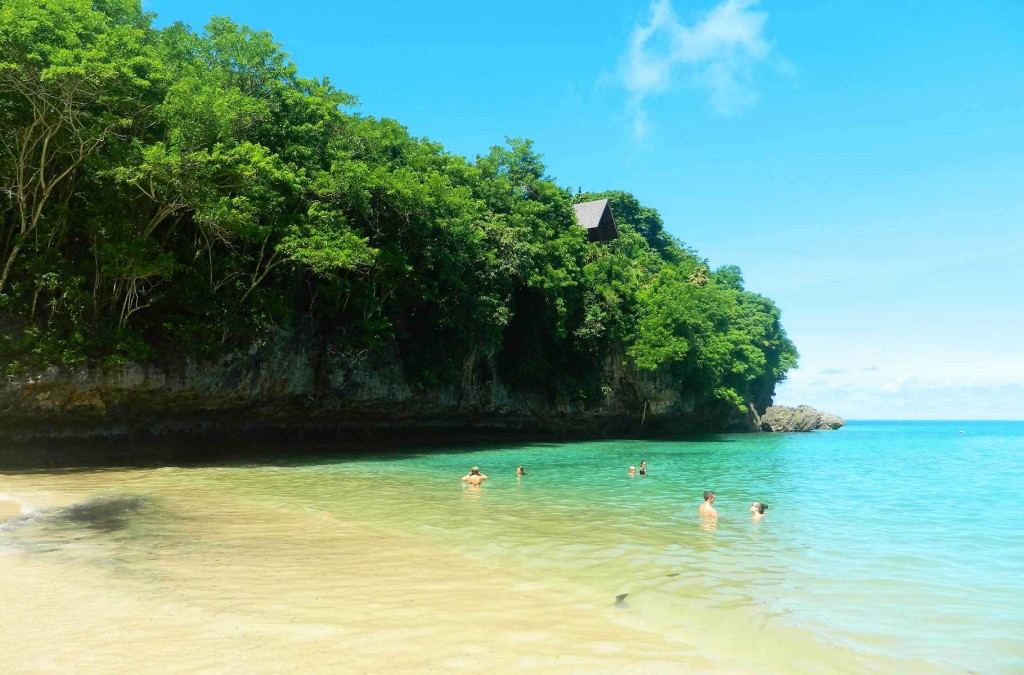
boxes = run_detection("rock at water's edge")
[760,405,845,432]
[0,328,772,465]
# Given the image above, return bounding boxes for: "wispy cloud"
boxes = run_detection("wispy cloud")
[620,0,773,138]
[776,350,1024,420]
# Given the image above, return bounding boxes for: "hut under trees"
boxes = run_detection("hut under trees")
[572,199,619,243]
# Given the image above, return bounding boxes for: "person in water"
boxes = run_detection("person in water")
[462,466,488,486]
[639,461,648,476]
[699,490,718,518]
[516,465,526,477]
[628,465,636,476]
[750,501,768,520]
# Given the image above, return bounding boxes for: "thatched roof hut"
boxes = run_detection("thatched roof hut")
[573,199,619,243]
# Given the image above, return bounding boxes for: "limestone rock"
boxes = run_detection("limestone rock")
[0,328,777,459]
[760,405,845,432]
[817,411,846,430]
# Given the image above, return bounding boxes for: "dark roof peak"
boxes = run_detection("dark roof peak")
[572,199,618,242]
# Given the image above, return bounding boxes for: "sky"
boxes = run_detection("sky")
[144,0,1024,419]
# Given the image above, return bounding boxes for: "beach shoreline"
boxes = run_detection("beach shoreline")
[0,470,724,673]
[2,424,1017,673]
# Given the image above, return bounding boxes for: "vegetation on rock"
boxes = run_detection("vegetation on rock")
[0,0,797,412]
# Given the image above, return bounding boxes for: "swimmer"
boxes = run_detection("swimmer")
[699,490,718,518]
[628,465,636,476]
[516,465,526,477]
[750,501,768,520]
[639,461,647,476]
[461,466,488,486]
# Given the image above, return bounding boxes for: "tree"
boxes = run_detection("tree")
[0,0,160,293]
[0,3,798,416]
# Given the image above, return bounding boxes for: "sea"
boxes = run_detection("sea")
[1,420,1021,673]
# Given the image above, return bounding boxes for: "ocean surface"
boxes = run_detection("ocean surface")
[1,420,1022,673]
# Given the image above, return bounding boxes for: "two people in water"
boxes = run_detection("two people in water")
[699,490,768,520]
[462,465,525,485]
[627,460,648,476]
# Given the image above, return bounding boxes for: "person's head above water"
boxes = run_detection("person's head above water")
[750,501,767,515]
[703,490,715,502]
[469,466,481,476]
[516,465,525,476]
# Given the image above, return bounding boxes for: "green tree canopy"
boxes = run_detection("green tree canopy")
[0,0,797,412]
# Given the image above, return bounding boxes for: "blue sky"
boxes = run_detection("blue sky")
[145,0,1024,419]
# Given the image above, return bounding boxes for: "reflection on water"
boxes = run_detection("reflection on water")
[1,421,1023,673]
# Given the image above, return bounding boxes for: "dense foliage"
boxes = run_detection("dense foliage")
[0,0,796,409]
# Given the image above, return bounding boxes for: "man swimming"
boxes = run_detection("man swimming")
[461,466,488,486]
[516,465,526,477]
[750,501,767,520]
[699,490,718,518]
[638,461,647,476]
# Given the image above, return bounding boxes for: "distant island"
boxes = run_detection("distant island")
[0,0,809,459]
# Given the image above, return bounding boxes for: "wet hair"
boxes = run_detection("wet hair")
[703,490,715,501]
[470,466,480,475]
[755,502,767,514]
[517,466,525,475]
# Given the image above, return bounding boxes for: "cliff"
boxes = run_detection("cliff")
[760,405,845,432]
[0,329,765,465]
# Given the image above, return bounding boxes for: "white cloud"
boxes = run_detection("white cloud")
[620,0,772,138]
[775,350,1024,420]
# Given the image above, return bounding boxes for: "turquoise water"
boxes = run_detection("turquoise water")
[306,420,1024,672]
[2,420,1022,672]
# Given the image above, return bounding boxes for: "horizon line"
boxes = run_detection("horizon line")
[839,418,1024,422]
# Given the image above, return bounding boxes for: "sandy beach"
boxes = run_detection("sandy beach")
[0,471,721,674]
[0,499,21,522]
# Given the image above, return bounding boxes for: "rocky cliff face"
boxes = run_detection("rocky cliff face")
[760,405,845,432]
[0,330,766,462]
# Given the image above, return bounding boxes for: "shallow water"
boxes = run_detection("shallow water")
[1,421,1022,673]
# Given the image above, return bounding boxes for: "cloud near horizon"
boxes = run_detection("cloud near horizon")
[775,360,1024,420]
[620,0,772,138]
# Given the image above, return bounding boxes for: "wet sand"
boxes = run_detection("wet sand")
[0,454,960,674]
[0,472,723,674]
[0,499,21,522]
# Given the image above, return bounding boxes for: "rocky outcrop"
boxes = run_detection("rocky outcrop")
[0,329,768,464]
[760,405,845,432]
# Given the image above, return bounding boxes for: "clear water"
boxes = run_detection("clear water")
[2,420,1022,673]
